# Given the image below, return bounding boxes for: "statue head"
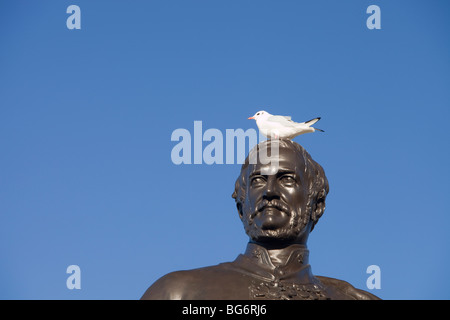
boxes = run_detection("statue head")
[232,139,329,245]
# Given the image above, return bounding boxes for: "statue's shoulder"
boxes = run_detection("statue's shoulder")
[316,276,381,300]
[140,263,236,300]
[140,269,195,300]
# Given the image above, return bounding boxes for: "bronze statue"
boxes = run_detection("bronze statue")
[141,139,380,300]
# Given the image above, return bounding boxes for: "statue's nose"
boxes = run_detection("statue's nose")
[262,178,279,200]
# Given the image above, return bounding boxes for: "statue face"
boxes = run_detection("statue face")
[240,145,312,244]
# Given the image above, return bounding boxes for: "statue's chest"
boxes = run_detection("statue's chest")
[249,279,330,300]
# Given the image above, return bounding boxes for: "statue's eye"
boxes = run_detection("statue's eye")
[251,176,266,187]
[280,175,296,186]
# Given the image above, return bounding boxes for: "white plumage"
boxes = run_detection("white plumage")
[248,110,324,139]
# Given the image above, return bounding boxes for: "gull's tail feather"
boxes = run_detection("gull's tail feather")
[314,127,325,132]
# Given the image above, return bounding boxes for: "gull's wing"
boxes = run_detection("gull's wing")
[266,115,298,127]
[301,117,321,126]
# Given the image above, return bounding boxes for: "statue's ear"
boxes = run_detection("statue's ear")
[311,189,326,223]
[236,203,244,220]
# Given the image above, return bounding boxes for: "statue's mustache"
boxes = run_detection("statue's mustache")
[250,199,290,219]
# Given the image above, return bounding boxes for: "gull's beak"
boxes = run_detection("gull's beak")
[248,116,255,120]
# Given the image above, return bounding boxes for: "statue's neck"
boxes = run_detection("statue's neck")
[247,241,309,267]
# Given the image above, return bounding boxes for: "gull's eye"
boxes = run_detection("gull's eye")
[256,113,260,116]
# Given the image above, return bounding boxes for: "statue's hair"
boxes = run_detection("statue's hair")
[231,139,329,231]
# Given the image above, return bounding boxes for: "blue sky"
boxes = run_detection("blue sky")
[0,0,449,299]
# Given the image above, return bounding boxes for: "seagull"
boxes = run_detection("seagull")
[248,110,324,139]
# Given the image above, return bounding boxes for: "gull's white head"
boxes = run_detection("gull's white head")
[248,110,271,121]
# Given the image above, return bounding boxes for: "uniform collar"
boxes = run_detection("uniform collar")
[233,242,315,283]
